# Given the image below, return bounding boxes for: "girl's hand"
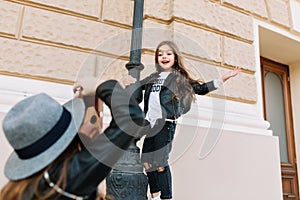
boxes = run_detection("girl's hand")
[222,67,241,82]
[120,74,137,88]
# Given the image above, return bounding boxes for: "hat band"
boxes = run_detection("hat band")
[15,107,72,159]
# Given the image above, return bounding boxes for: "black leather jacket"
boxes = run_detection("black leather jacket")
[26,80,146,200]
[136,72,217,119]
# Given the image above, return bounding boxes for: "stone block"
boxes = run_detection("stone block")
[143,20,221,63]
[184,59,257,102]
[0,1,22,36]
[223,37,256,71]
[75,55,129,86]
[173,22,221,62]
[102,0,134,26]
[290,0,300,32]
[22,0,102,18]
[0,38,87,81]
[173,0,253,41]
[144,0,172,20]
[22,7,130,55]
[223,0,268,18]
[96,56,128,80]
[143,19,173,51]
[218,67,257,102]
[266,0,291,27]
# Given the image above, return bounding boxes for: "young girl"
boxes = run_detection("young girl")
[129,40,240,200]
[0,80,146,200]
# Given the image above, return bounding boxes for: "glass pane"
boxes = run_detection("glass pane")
[264,71,289,163]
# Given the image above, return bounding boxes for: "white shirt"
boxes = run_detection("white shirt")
[147,72,171,127]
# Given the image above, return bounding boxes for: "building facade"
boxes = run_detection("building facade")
[0,0,300,199]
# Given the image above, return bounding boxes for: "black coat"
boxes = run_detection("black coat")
[135,72,217,119]
[25,80,146,200]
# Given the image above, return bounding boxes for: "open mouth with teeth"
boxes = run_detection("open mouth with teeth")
[161,60,169,64]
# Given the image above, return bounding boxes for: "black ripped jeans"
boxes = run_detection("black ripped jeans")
[141,119,176,199]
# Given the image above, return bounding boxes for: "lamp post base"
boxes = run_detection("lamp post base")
[106,142,148,200]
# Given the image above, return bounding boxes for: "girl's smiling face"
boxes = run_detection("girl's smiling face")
[157,44,175,72]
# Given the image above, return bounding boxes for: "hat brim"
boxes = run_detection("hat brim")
[4,98,86,181]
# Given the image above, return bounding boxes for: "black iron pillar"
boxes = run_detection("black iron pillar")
[125,0,145,79]
[106,0,148,199]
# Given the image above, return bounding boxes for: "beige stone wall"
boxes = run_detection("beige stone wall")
[2,1,300,199]
[0,0,133,85]
[0,0,299,103]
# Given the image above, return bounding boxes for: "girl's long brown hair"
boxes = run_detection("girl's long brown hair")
[0,136,113,200]
[155,40,198,102]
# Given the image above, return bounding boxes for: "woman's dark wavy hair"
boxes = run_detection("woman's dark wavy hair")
[155,40,197,103]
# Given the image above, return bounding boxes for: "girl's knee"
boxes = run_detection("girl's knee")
[143,162,152,170]
[157,166,165,172]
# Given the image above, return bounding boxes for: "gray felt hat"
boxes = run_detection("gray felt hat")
[2,93,85,180]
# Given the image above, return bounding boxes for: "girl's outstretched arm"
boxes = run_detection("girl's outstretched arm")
[221,67,241,83]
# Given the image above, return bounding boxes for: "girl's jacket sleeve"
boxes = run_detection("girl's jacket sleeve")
[191,80,218,95]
